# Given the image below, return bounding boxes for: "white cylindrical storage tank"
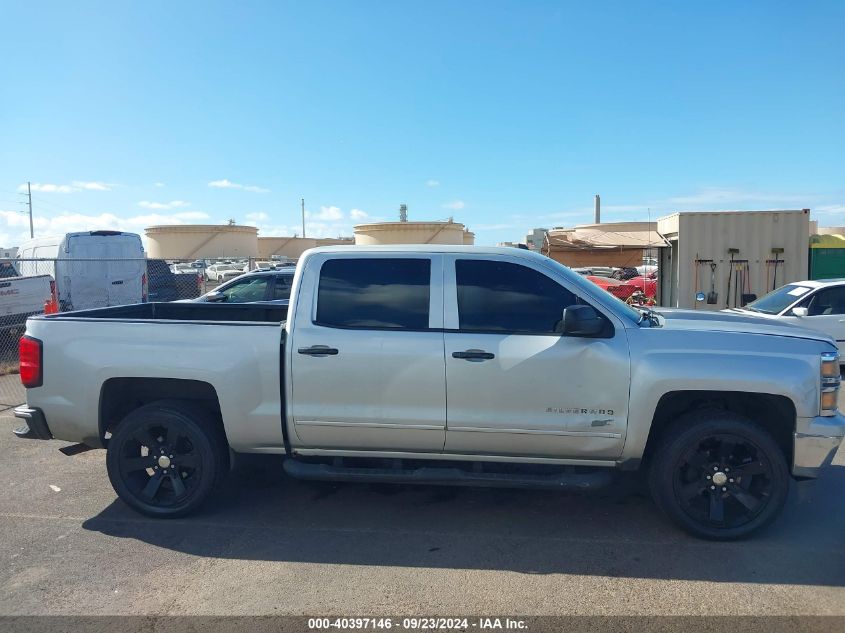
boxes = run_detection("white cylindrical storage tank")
[258,236,354,259]
[354,221,467,245]
[145,224,258,259]
[815,226,845,236]
[462,230,475,245]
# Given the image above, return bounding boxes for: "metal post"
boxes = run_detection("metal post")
[301,198,306,238]
[27,182,34,238]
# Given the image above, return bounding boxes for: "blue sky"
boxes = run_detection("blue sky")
[1,0,843,246]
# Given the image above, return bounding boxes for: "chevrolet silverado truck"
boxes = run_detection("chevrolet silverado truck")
[13,246,845,539]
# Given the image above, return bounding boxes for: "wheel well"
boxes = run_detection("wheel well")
[99,378,225,446]
[643,390,795,467]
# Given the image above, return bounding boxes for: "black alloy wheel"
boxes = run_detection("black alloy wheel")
[649,410,789,540]
[673,433,774,529]
[106,401,227,517]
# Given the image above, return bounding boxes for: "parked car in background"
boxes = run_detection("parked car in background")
[625,275,658,298]
[146,260,203,302]
[17,231,146,311]
[586,275,638,300]
[205,264,243,282]
[637,257,658,277]
[611,266,639,280]
[726,279,845,363]
[192,268,295,305]
[0,273,54,332]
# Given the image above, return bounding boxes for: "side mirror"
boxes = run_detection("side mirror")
[792,307,808,317]
[205,291,226,303]
[695,292,706,302]
[561,305,603,336]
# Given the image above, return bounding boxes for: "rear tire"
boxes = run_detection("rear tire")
[648,409,789,540]
[106,400,228,518]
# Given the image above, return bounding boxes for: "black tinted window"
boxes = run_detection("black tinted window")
[272,274,294,300]
[807,287,845,316]
[456,260,576,333]
[317,258,430,329]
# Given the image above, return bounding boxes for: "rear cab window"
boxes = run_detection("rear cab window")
[315,258,432,330]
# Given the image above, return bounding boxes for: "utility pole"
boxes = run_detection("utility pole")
[301,198,306,238]
[19,181,34,238]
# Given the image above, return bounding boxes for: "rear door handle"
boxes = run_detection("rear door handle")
[452,349,495,361]
[298,345,339,356]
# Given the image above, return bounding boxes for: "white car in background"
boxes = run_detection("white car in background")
[727,279,845,363]
[205,264,243,282]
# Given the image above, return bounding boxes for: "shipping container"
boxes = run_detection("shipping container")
[657,209,810,310]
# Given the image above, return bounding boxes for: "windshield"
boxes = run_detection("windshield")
[743,283,812,314]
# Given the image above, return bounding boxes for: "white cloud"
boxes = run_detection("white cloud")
[308,206,344,221]
[208,178,270,193]
[154,182,165,187]
[18,181,114,193]
[350,209,369,220]
[138,200,190,210]
[426,179,440,188]
[442,200,466,211]
[245,212,269,222]
[20,183,77,194]
[72,181,113,191]
[0,208,211,245]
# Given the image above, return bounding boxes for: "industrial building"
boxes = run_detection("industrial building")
[353,220,474,245]
[541,222,661,268]
[657,209,810,310]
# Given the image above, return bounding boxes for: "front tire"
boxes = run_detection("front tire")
[648,410,789,540]
[106,400,228,518]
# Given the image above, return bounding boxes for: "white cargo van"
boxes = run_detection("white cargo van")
[17,231,146,311]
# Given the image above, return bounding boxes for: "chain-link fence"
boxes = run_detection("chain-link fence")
[0,255,294,410]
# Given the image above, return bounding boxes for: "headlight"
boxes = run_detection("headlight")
[820,351,840,416]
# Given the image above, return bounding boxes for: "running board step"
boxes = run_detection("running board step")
[282,459,614,490]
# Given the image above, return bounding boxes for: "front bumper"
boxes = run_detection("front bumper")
[793,412,845,478]
[13,406,52,440]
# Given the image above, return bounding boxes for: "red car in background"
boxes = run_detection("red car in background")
[586,275,638,300]
[586,274,657,302]
[625,275,657,297]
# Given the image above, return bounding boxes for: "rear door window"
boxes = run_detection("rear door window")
[316,258,430,329]
[219,277,271,302]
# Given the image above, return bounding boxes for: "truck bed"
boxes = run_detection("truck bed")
[32,301,287,323]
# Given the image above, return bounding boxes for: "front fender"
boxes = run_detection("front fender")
[621,328,824,461]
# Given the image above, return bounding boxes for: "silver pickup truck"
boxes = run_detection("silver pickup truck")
[13,246,845,539]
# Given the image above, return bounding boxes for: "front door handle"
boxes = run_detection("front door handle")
[298,345,339,356]
[452,349,495,361]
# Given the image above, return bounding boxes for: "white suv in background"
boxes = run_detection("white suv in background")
[727,278,845,363]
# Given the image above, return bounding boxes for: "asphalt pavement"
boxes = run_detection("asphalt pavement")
[0,413,843,617]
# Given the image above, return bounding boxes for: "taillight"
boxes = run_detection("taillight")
[19,336,43,388]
